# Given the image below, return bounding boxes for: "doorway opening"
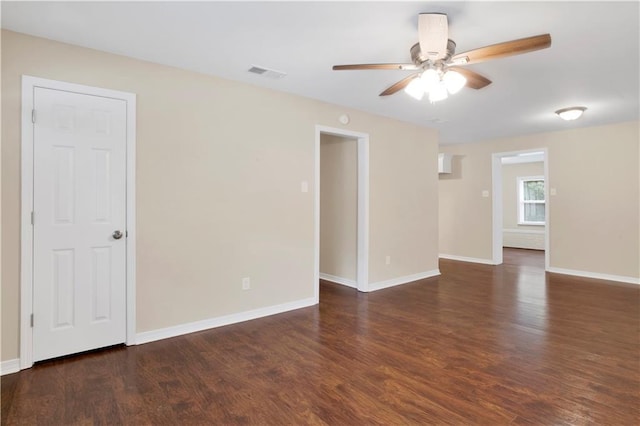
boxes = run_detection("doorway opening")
[491,148,549,270]
[314,126,369,301]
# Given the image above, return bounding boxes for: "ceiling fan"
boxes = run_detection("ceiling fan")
[333,13,551,103]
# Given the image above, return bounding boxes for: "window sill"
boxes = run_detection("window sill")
[517,222,545,226]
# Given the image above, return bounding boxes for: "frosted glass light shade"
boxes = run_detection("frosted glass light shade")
[443,70,467,94]
[404,68,469,102]
[421,69,440,92]
[555,106,587,120]
[429,81,448,103]
[404,77,425,100]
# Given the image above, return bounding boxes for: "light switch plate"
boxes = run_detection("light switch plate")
[550,188,557,196]
[482,190,490,198]
[301,181,309,193]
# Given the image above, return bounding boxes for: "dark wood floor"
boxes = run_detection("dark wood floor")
[2,248,639,425]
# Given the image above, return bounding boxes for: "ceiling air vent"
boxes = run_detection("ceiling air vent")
[248,65,287,80]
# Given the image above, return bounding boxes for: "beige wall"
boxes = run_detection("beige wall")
[1,30,440,361]
[440,121,639,280]
[370,125,440,283]
[319,134,357,281]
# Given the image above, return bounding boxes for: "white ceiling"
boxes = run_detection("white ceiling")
[2,1,638,145]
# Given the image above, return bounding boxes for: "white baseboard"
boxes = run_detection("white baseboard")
[319,273,357,288]
[368,269,440,292]
[547,267,640,285]
[136,297,317,345]
[439,254,496,265]
[1,359,21,376]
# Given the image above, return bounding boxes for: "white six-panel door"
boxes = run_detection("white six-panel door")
[32,87,127,362]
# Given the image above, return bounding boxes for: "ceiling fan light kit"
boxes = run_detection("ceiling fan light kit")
[403,68,467,103]
[333,12,552,104]
[404,78,426,100]
[442,70,466,94]
[555,106,587,121]
[429,81,449,103]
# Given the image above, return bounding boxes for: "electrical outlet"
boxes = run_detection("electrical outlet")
[385,255,391,265]
[242,277,251,290]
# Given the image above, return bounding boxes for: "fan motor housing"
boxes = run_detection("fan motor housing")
[411,39,456,65]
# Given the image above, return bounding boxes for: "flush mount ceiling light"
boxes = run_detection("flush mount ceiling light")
[555,106,587,121]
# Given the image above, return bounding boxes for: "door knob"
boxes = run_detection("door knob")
[112,230,123,240]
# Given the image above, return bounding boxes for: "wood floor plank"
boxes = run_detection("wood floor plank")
[2,249,638,425]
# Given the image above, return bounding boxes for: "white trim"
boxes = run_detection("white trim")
[491,154,504,265]
[367,270,440,292]
[543,152,550,269]
[20,77,35,370]
[439,254,496,265]
[136,297,316,345]
[492,148,549,269]
[125,88,137,346]
[501,153,545,164]
[314,134,320,303]
[356,136,370,292]
[503,228,545,235]
[319,273,357,288]
[547,267,640,285]
[20,76,137,370]
[315,125,369,295]
[1,359,21,376]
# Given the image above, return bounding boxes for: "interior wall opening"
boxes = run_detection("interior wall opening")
[319,133,359,291]
[492,149,549,270]
[501,152,546,256]
[314,125,369,301]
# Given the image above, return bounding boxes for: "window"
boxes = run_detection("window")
[518,176,545,225]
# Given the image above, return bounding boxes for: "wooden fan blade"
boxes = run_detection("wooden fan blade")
[333,63,419,71]
[379,73,420,96]
[452,34,551,65]
[448,67,492,89]
[418,13,449,61]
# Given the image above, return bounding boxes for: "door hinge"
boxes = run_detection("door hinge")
[31,109,36,124]
[31,211,35,225]
[126,230,128,238]
[30,313,34,328]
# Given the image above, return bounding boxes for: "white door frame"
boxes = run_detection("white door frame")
[20,75,137,369]
[491,148,549,269]
[314,125,369,299]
